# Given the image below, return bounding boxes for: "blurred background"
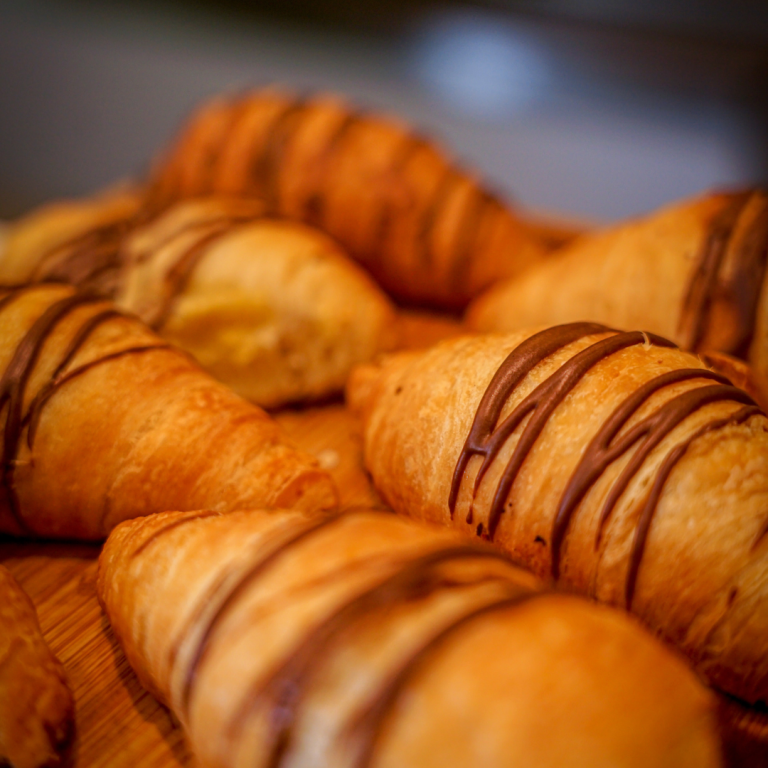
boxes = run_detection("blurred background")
[0,0,767,222]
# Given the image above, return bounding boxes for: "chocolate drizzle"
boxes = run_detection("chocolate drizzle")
[417,168,457,270]
[680,189,768,358]
[447,187,496,292]
[226,542,518,767]
[33,216,135,299]
[451,322,764,609]
[148,210,258,330]
[0,288,169,534]
[251,98,308,214]
[304,110,362,228]
[370,132,427,265]
[623,403,761,606]
[1,292,99,531]
[345,591,540,768]
[449,323,655,538]
[179,512,350,716]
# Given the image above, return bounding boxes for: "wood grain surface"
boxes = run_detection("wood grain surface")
[0,310,461,768]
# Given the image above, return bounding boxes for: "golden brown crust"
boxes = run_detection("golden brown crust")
[146,89,545,308]
[98,508,722,768]
[1,193,399,407]
[0,565,74,768]
[115,197,398,407]
[347,328,768,705]
[467,189,768,388]
[0,283,338,539]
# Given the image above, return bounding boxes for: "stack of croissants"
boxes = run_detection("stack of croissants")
[1,87,767,768]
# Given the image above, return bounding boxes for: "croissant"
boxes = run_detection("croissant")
[97,507,722,768]
[347,324,768,712]
[115,197,398,407]
[0,283,337,539]
[0,194,398,407]
[145,88,545,308]
[0,564,74,768]
[0,186,142,296]
[467,188,768,390]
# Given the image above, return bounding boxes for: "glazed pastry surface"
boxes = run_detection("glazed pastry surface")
[98,507,722,768]
[0,564,74,768]
[467,189,768,387]
[146,89,545,308]
[0,283,337,539]
[347,325,768,705]
[116,197,397,407]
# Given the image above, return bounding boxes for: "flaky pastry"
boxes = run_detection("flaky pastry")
[0,186,142,296]
[467,189,768,391]
[146,88,545,308]
[0,283,337,539]
[347,324,768,709]
[98,507,721,768]
[1,194,398,407]
[115,197,397,407]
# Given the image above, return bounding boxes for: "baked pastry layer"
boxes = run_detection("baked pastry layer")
[116,197,398,407]
[348,325,768,705]
[467,189,768,389]
[98,507,722,768]
[146,88,545,308]
[0,283,337,539]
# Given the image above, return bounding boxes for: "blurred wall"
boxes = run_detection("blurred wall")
[0,0,766,221]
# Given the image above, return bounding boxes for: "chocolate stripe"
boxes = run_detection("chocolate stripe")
[252,97,308,214]
[625,404,761,607]
[595,384,754,539]
[150,214,256,330]
[24,343,171,451]
[346,590,543,768]
[226,542,517,765]
[417,167,457,270]
[34,219,131,297]
[179,512,351,716]
[482,332,677,539]
[447,187,496,293]
[1,293,102,532]
[370,132,428,265]
[448,322,610,515]
[551,367,732,577]
[304,110,363,228]
[679,191,752,352]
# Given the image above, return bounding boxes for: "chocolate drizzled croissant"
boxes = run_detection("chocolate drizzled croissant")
[1,194,398,407]
[0,564,74,768]
[98,508,722,768]
[145,89,545,308]
[0,187,143,297]
[0,283,337,539]
[347,324,768,707]
[115,197,397,407]
[468,188,768,390]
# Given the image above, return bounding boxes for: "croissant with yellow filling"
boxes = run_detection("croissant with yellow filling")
[145,89,545,308]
